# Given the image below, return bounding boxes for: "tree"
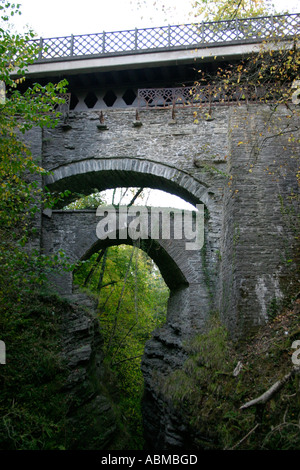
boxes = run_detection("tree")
[190,0,274,21]
[0,2,74,449]
[0,1,70,303]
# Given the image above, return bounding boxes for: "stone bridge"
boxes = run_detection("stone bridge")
[21,14,300,449]
[35,102,299,449]
[42,205,210,336]
[29,100,299,339]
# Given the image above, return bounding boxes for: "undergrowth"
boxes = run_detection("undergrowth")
[162,299,300,450]
[0,289,70,450]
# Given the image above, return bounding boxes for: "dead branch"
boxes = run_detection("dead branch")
[109,321,138,365]
[106,246,136,352]
[228,423,260,450]
[97,248,108,291]
[111,354,143,367]
[128,187,144,207]
[100,280,118,289]
[240,366,300,410]
[83,249,105,286]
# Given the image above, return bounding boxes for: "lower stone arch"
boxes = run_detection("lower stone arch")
[42,204,210,334]
[80,235,189,292]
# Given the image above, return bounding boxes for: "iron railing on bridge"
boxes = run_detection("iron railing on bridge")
[31,13,299,63]
[137,83,291,110]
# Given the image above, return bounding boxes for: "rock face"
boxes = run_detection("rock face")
[59,293,119,450]
[141,324,189,450]
[58,291,199,450]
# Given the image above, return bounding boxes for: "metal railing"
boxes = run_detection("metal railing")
[137,83,291,109]
[31,13,299,63]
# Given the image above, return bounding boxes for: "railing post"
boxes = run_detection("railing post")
[201,22,204,43]
[38,37,43,61]
[102,31,106,54]
[135,28,138,50]
[168,24,171,48]
[70,34,74,57]
[270,14,274,35]
[235,19,239,40]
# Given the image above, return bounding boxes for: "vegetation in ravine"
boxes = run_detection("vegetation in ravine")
[73,242,169,449]
[162,300,300,450]
[0,289,70,450]
[0,1,73,449]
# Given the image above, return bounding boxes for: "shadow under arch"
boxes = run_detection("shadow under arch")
[80,234,189,292]
[44,157,214,211]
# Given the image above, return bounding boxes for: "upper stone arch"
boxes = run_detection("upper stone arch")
[44,157,217,212]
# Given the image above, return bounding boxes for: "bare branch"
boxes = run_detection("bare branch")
[240,367,300,410]
[128,187,144,207]
[228,423,260,450]
[106,246,136,351]
[111,354,143,367]
[83,249,105,286]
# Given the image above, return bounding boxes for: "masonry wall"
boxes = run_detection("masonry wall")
[39,104,299,337]
[220,105,299,336]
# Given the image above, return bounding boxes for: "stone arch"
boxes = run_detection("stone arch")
[80,235,189,292]
[42,156,222,332]
[42,207,209,334]
[44,157,217,214]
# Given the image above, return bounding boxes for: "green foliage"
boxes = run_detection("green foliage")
[0,1,71,297]
[0,1,73,450]
[267,297,280,320]
[74,244,169,448]
[162,315,245,449]
[64,191,106,210]
[0,290,69,449]
[162,309,300,450]
[191,0,273,21]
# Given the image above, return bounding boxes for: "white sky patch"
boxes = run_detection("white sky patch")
[11,0,298,37]
[12,0,192,37]
[102,188,196,210]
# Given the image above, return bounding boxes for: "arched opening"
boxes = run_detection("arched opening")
[44,157,214,211]
[73,242,170,449]
[57,185,202,448]
[42,159,219,449]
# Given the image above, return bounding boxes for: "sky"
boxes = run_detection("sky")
[10,0,299,38]
[11,0,193,37]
